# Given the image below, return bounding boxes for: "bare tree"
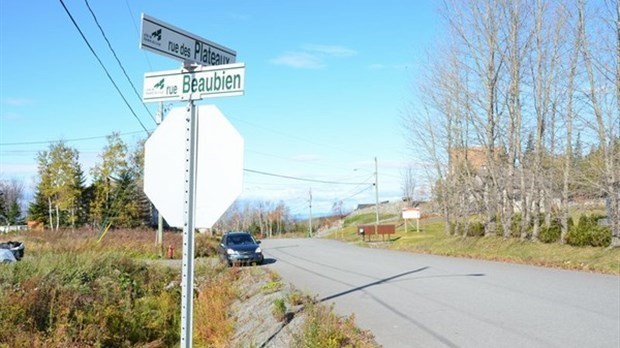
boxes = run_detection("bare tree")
[577,0,620,246]
[401,165,417,206]
[561,3,583,243]
[406,0,618,246]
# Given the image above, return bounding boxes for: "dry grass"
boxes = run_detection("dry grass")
[15,228,183,259]
[294,304,378,348]
[0,228,226,347]
[390,221,620,274]
[193,268,240,347]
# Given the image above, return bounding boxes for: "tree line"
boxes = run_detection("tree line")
[405,0,619,246]
[26,133,149,230]
[0,132,308,235]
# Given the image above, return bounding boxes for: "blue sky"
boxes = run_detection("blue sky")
[0,0,441,215]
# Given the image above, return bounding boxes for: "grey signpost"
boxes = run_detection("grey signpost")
[140,13,242,348]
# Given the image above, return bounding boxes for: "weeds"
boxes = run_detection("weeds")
[261,280,283,294]
[294,304,377,348]
[0,228,228,347]
[272,298,287,321]
[287,289,309,306]
[0,251,180,347]
[193,268,238,347]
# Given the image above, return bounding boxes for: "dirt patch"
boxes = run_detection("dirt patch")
[146,258,378,347]
[146,258,307,346]
[227,266,306,347]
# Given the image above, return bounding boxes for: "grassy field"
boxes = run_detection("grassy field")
[0,228,377,347]
[326,213,620,275]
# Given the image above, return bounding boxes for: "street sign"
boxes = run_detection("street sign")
[140,13,236,66]
[402,208,421,220]
[402,208,421,233]
[140,14,243,348]
[143,63,245,103]
[144,105,244,229]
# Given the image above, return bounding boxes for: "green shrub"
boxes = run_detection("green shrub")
[539,218,562,243]
[510,213,523,238]
[566,214,611,247]
[0,251,180,346]
[293,304,376,348]
[449,221,485,237]
[273,298,287,321]
[467,222,486,237]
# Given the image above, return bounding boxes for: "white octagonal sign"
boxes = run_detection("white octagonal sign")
[144,105,244,228]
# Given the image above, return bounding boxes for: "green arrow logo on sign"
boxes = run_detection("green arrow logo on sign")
[154,78,165,89]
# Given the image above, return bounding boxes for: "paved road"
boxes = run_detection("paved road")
[262,238,620,348]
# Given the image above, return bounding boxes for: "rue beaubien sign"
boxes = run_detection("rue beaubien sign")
[143,63,245,102]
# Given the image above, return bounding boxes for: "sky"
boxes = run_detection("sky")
[0,0,442,216]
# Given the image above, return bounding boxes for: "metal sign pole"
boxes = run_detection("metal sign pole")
[180,99,197,347]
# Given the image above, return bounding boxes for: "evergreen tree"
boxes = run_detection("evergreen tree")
[0,179,24,225]
[109,169,141,228]
[28,189,48,224]
[6,200,23,225]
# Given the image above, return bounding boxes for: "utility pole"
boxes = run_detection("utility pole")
[375,156,379,226]
[308,188,313,238]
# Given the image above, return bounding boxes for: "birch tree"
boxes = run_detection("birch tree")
[33,142,83,230]
[90,133,128,227]
[577,0,620,246]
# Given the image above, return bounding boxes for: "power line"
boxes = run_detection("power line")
[227,114,373,158]
[58,0,150,135]
[244,168,369,185]
[124,0,152,70]
[246,148,368,175]
[0,130,150,146]
[84,0,155,124]
[339,184,374,202]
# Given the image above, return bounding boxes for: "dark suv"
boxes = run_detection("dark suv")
[218,232,264,266]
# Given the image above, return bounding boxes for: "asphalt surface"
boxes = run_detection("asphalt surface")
[262,238,620,348]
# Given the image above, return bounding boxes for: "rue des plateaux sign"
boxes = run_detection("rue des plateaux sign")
[140,13,236,66]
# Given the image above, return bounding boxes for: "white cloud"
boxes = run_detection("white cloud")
[270,44,357,69]
[302,44,357,57]
[0,112,25,121]
[2,97,32,106]
[270,52,325,69]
